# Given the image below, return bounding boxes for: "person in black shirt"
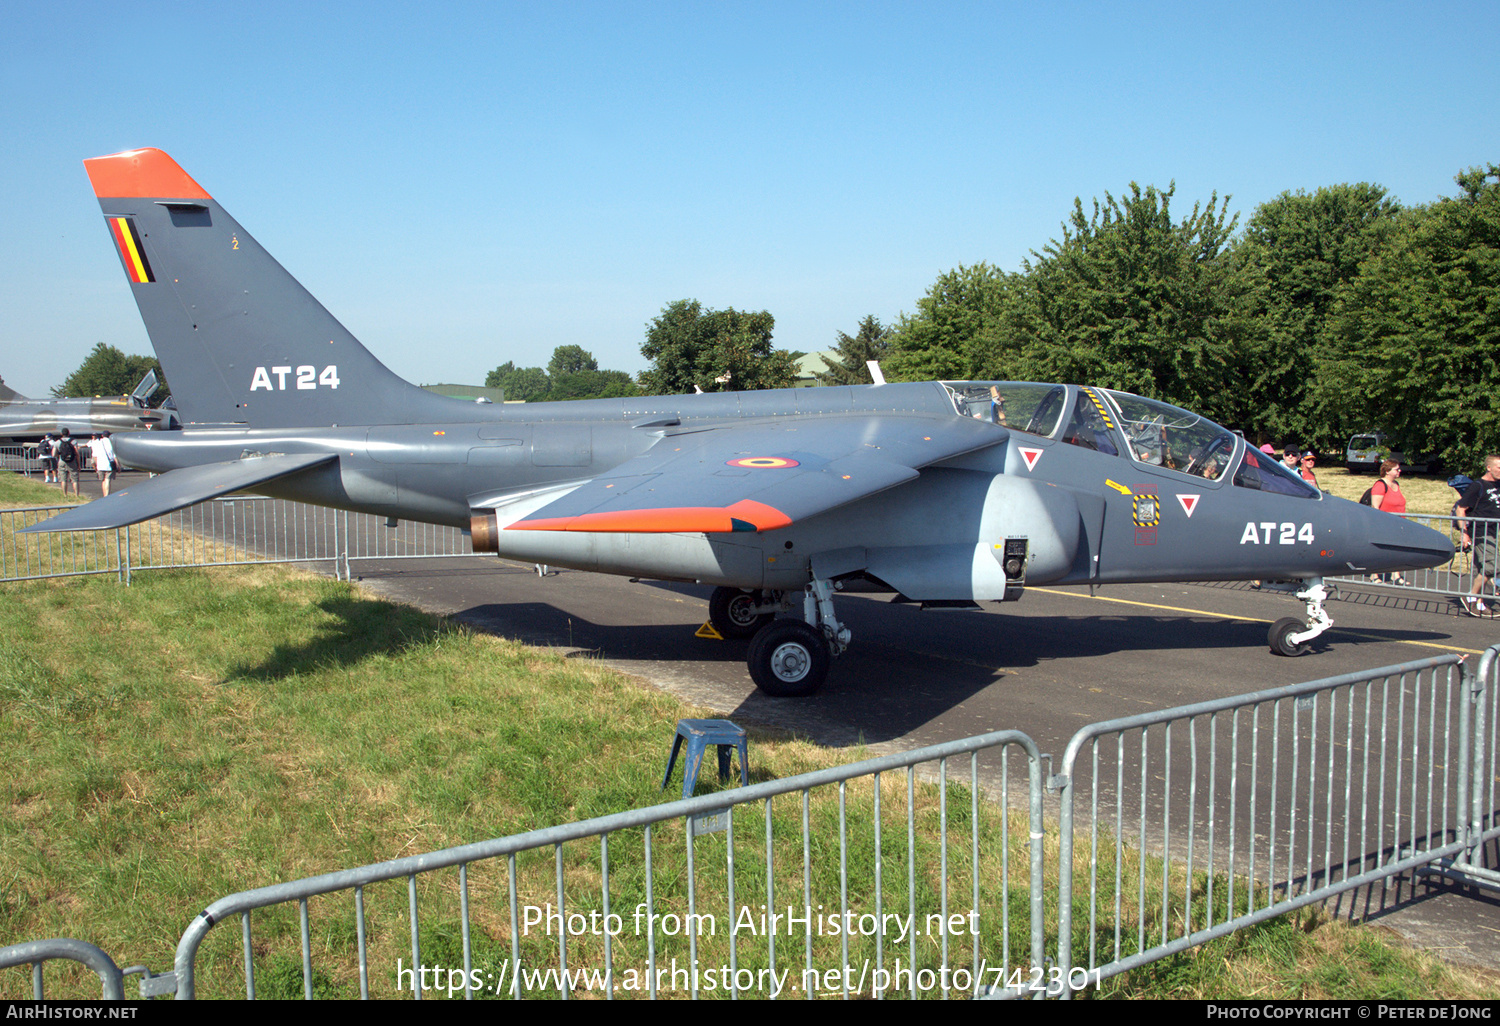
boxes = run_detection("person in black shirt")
[1456,455,1500,616]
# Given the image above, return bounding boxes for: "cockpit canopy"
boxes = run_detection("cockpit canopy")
[942,382,1318,498]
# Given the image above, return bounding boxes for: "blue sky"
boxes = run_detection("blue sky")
[2,1,1495,397]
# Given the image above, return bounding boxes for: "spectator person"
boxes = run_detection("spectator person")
[37,432,57,484]
[1370,459,1406,514]
[1300,451,1320,488]
[1281,445,1301,473]
[1370,459,1408,585]
[90,431,118,497]
[55,428,81,497]
[1456,455,1500,617]
[989,386,1007,426]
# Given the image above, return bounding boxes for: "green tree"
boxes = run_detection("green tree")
[1015,183,1248,424]
[486,363,550,402]
[639,300,795,393]
[1318,164,1500,469]
[548,368,640,401]
[547,345,599,377]
[486,349,641,402]
[54,343,165,402]
[1232,183,1402,446]
[884,264,1020,382]
[816,316,892,385]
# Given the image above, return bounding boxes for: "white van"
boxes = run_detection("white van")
[1345,433,1433,473]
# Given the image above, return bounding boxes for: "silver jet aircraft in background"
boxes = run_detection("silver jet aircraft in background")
[0,370,176,442]
[26,148,1455,696]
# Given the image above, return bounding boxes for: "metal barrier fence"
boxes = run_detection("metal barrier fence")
[157,730,1043,999]
[1,497,477,585]
[1329,513,1498,603]
[0,506,130,583]
[1051,653,1474,995]
[1419,644,1500,892]
[0,938,125,1000]
[0,445,41,476]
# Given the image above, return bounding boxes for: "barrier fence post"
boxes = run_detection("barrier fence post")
[1470,651,1492,866]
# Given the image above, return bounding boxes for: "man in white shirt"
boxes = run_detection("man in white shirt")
[89,432,118,496]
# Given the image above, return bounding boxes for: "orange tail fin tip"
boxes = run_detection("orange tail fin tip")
[84,148,211,201]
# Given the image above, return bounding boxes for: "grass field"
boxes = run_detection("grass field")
[1315,466,1462,517]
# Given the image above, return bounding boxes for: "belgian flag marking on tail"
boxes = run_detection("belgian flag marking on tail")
[107,216,154,283]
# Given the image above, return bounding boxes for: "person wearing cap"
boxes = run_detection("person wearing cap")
[1259,443,1276,456]
[1299,451,1319,488]
[1281,446,1301,473]
[38,432,57,484]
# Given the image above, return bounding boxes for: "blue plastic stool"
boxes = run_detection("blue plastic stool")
[661,719,749,799]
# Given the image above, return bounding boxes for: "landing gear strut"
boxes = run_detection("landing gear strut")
[1268,577,1332,656]
[746,579,848,697]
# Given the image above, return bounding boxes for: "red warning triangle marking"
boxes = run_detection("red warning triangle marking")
[1177,494,1200,518]
[1017,447,1043,472]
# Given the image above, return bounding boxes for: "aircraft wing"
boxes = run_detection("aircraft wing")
[504,414,1005,533]
[19,453,336,532]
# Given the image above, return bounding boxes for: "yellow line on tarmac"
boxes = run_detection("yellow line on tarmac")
[1029,587,1485,656]
[1029,587,1272,623]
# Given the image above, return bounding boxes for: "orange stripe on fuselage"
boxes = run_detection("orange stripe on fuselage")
[510,499,793,534]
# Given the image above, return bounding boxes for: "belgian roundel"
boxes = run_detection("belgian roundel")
[726,457,800,469]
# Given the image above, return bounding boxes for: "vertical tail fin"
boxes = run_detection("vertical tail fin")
[84,149,462,429]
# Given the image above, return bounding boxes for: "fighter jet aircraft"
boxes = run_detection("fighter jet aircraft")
[24,148,1456,696]
[0,370,176,442]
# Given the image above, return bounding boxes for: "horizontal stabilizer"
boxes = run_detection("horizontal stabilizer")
[20,453,336,532]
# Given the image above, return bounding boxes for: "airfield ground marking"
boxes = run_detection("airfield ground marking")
[1029,587,1485,657]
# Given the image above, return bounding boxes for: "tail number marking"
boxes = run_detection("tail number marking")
[1239,522,1315,545]
[250,365,341,391]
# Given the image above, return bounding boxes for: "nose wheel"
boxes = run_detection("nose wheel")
[1267,578,1332,656]
[1269,617,1311,656]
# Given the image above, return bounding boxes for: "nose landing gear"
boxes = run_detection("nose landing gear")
[1269,577,1332,656]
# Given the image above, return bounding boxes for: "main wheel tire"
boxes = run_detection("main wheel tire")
[709,587,774,639]
[747,620,831,697]
[1269,616,1310,656]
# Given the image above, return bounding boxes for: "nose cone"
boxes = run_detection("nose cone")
[1342,501,1455,574]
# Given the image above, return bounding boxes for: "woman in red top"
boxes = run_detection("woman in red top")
[1371,459,1408,585]
[1371,459,1406,514]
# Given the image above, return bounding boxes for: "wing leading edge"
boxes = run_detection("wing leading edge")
[505,414,1006,533]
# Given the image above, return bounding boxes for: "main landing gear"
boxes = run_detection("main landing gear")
[707,587,781,639]
[1268,577,1333,656]
[709,581,848,697]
